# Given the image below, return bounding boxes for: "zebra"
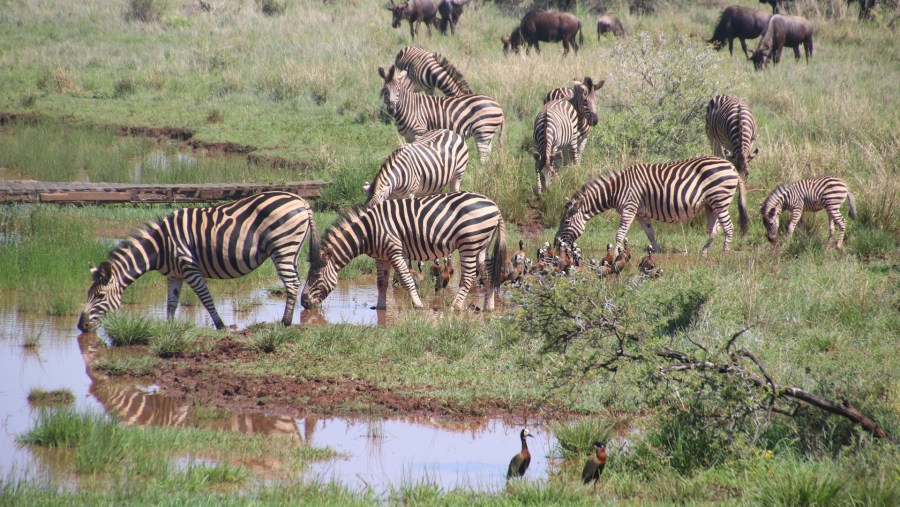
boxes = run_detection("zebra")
[379,64,505,164]
[706,94,759,179]
[760,176,856,248]
[77,191,318,331]
[363,129,469,208]
[394,46,473,96]
[555,156,749,255]
[533,77,603,194]
[301,192,507,312]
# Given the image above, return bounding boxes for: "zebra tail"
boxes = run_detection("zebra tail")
[307,214,322,270]
[847,192,857,220]
[491,215,508,289]
[578,24,584,47]
[737,176,749,235]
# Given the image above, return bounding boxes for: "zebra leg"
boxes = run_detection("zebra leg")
[712,205,736,254]
[182,268,225,329]
[826,207,847,249]
[272,253,301,326]
[389,253,424,308]
[451,255,478,310]
[785,208,803,239]
[701,208,722,255]
[474,131,492,164]
[375,259,391,310]
[480,250,496,312]
[166,277,184,321]
[638,218,660,253]
[614,207,638,252]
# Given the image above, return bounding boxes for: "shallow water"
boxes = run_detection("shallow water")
[0,281,556,493]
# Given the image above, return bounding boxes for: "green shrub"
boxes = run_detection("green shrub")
[103,313,156,346]
[754,461,846,507]
[149,321,196,358]
[113,77,135,98]
[250,325,302,353]
[552,418,615,460]
[257,0,287,17]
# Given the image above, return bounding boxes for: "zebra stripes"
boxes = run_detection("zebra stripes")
[364,129,469,208]
[555,156,749,254]
[533,78,603,194]
[761,176,856,248]
[379,65,505,163]
[394,46,472,96]
[77,191,317,331]
[706,94,758,179]
[301,192,506,311]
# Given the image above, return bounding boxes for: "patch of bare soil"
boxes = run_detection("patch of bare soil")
[186,139,256,155]
[149,337,525,420]
[247,154,314,172]
[116,125,195,141]
[516,204,545,238]
[0,112,38,126]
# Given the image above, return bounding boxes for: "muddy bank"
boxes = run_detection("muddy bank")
[100,336,543,421]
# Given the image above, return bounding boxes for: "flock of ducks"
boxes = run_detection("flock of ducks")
[506,428,608,489]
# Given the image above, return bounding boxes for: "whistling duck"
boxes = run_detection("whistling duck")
[581,441,607,489]
[506,428,534,479]
[638,245,656,273]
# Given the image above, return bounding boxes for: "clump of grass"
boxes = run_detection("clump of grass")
[250,325,301,353]
[27,389,75,407]
[52,66,80,94]
[76,417,127,473]
[552,418,615,459]
[265,284,286,296]
[93,355,159,376]
[103,313,156,346]
[19,93,36,108]
[232,296,262,313]
[18,409,115,448]
[754,461,846,507]
[180,463,247,487]
[205,109,224,124]
[149,321,197,358]
[21,329,42,349]
[127,0,167,22]
[113,76,135,98]
[256,0,287,17]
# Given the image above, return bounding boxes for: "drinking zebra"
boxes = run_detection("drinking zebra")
[379,65,505,163]
[533,77,603,194]
[761,176,856,248]
[77,191,318,331]
[555,156,748,254]
[363,129,469,208]
[706,94,759,179]
[394,46,473,96]
[301,192,506,312]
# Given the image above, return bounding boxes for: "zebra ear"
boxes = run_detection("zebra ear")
[583,77,593,90]
[378,67,386,80]
[93,261,112,285]
[593,79,605,91]
[751,146,760,159]
[722,148,734,159]
[532,151,540,161]
[362,181,371,193]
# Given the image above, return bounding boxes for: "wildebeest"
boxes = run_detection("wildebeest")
[708,6,771,56]
[389,0,439,39]
[501,10,584,56]
[847,0,878,20]
[438,0,471,35]
[597,14,625,39]
[748,14,814,70]
[759,0,791,14]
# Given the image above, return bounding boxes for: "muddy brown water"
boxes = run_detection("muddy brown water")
[0,281,557,493]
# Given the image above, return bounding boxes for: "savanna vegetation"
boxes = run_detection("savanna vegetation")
[1,0,897,504]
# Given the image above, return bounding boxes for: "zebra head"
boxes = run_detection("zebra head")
[722,146,759,180]
[555,197,587,248]
[761,203,781,243]
[379,65,412,117]
[77,261,125,332]
[301,245,337,309]
[532,150,555,195]
[573,77,603,127]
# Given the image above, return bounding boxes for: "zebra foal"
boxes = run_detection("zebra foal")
[555,156,749,255]
[301,192,507,312]
[364,129,468,207]
[379,65,504,163]
[77,192,318,331]
[394,46,472,96]
[706,94,759,179]
[761,176,856,248]
[533,77,603,194]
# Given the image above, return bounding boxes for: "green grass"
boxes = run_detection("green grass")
[248,324,301,353]
[26,388,75,407]
[552,418,616,460]
[102,312,156,346]
[149,321,197,358]
[92,353,160,376]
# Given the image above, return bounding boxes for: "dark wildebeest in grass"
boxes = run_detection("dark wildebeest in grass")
[438,0,471,35]
[708,6,771,56]
[596,14,625,39]
[748,14,814,70]
[389,0,439,39]
[847,0,878,20]
[759,0,792,14]
[501,10,584,56]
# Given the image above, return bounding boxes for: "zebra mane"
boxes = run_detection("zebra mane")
[109,219,162,258]
[432,52,472,95]
[760,183,787,213]
[318,206,367,262]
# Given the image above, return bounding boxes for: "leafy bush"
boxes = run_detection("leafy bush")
[609,32,740,158]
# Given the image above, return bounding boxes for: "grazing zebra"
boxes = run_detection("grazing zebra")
[77,192,318,331]
[379,65,505,163]
[301,192,506,312]
[533,77,603,194]
[555,156,749,255]
[761,176,856,248]
[394,46,473,96]
[706,94,759,179]
[363,129,469,208]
